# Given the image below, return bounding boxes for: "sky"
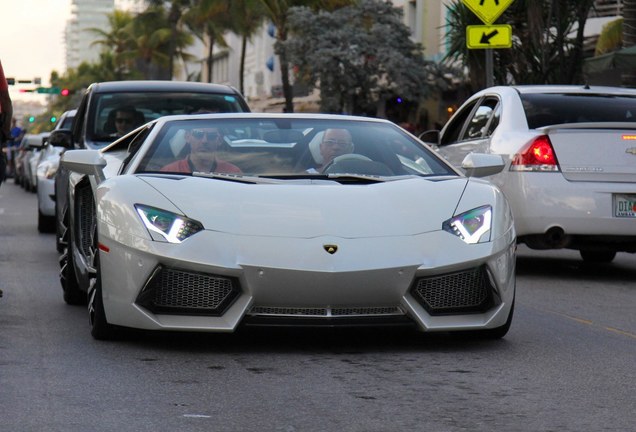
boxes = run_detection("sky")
[2,0,71,93]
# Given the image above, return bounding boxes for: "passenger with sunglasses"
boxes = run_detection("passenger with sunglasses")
[108,106,145,137]
[161,127,241,174]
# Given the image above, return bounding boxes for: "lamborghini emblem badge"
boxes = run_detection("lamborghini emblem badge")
[323,244,338,254]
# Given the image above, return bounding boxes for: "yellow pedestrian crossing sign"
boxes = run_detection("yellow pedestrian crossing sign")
[466,25,512,49]
[462,0,514,25]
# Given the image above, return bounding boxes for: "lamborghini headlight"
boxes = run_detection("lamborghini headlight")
[135,204,203,243]
[443,205,492,244]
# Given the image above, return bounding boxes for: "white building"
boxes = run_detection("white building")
[65,0,115,70]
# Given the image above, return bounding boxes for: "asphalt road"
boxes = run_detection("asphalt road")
[1,180,635,432]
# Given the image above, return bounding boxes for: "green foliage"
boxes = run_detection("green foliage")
[444,0,596,90]
[283,0,430,114]
[595,18,623,55]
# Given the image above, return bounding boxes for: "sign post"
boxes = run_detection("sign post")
[462,0,514,87]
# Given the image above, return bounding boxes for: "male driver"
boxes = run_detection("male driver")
[161,127,241,174]
[309,128,354,173]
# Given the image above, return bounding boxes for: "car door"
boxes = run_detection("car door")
[436,96,501,169]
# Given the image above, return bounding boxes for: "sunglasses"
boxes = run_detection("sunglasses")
[191,130,221,140]
[115,117,134,124]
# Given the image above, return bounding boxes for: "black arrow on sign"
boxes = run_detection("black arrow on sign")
[480,29,499,44]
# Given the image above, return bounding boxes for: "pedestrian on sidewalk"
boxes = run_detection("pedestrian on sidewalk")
[1,58,14,191]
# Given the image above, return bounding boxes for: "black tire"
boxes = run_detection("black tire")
[88,228,117,340]
[60,246,86,305]
[55,205,65,253]
[37,209,56,233]
[580,250,616,263]
[59,210,86,305]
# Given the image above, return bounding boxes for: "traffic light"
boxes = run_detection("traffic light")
[28,116,35,123]
[60,88,70,96]
[50,116,57,123]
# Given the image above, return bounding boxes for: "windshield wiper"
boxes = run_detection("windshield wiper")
[191,172,409,184]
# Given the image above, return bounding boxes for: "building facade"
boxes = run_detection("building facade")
[65,0,115,70]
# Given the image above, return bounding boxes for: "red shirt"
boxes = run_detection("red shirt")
[161,157,242,174]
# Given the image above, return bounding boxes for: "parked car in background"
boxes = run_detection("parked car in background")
[51,80,251,285]
[36,109,77,233]
[421,85,636,263]
[14,132,49,192]
[60,112,515,340]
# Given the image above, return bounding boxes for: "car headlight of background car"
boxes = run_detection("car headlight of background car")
[135,204,203,243]
[443,205,492,244]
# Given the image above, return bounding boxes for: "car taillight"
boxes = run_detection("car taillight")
[510,135,560,172]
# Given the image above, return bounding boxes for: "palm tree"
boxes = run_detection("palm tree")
[185,0,232,83]
[258,0,354,112]
[145,0,198,80]
[87,10,137,80]
[229,0,268,94]
[444,0,596,89]
[136,3,195,79]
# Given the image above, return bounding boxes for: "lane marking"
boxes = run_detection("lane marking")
[524,304,636,339]
[604,327,636,339]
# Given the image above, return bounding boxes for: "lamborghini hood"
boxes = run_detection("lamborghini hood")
[140,175,469,238]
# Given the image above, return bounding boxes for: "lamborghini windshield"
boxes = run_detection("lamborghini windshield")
[135,117,456,178]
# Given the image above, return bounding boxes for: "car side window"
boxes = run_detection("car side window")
[486,102,501,135]
[464,97,499,139]
[440,100,478,145]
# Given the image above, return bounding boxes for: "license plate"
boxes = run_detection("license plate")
[614,194,636,217]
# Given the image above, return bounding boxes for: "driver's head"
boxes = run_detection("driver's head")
[320,128,353,166]
[186,127,223,165]
[113,106,140,136]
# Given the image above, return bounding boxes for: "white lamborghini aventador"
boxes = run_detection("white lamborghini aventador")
[59,113,516,340]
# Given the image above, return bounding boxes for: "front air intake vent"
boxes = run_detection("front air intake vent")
[136,266,240,316]
[411,266,496,315]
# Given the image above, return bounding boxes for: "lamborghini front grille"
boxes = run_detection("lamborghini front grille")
[136,266,240,315]
[411,266,495,315]
[248,306,404,317]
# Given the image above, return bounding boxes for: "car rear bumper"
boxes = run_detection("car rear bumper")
[498,172,636,238]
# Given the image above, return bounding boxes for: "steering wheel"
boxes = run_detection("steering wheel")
[322,153,372,172]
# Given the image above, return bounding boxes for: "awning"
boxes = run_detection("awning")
[583,44,636,74]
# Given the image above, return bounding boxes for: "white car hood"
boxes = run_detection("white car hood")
[140,175,468,238]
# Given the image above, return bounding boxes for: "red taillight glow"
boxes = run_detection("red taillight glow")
[511,135,559,171]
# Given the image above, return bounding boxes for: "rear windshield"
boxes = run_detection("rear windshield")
[86,91,247,146]
[521,93,636,129]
